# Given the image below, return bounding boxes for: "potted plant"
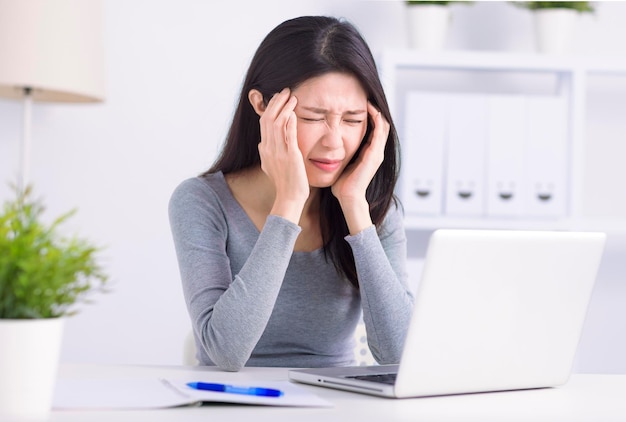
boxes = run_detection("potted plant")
[0,186,108,421]
[513,2,595,54]
[405,1,471,51]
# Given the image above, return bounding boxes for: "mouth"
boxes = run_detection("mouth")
[310,158,342,172]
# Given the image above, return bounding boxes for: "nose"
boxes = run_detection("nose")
[321,117,342,149]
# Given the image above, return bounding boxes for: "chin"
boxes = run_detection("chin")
[307,174,339,189]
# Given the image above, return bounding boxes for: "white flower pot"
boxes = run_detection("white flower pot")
[406,5,451,51]
[534,8,578,54]
[0,318,64,421]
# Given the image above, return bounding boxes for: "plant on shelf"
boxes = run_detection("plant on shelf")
[0,186,108,319]
[512,1,594,54]
[404,1,472,51]
[0,185,108,421]
[406,1,471,4]
[512,2,594,13]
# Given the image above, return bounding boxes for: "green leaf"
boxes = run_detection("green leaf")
[0,185,109,319]
[511,2,594,13]
[406,1,472,5]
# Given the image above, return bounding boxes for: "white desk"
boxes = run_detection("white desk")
[51,363,626,422]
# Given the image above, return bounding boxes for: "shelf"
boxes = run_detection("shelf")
[403,215,573,231]
[380,49,626,234]
[403,215,626,233]
[570,218,626,234]
[379,49,626,74]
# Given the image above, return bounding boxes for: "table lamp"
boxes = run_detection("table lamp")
[0,0,105,191]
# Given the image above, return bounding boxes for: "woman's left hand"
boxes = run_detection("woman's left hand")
[331,102,390,234]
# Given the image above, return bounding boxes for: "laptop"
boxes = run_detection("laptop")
[289,229,606,398]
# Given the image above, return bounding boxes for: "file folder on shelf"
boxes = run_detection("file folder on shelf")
[399,91,570,223]
[486,95,526,217]
[523,95,568,217]
[444,93,488,217]
[401,91,446,215]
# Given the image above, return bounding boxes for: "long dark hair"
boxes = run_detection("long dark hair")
[205,16,400,288]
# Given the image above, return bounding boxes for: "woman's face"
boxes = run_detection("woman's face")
[291,72,368,188]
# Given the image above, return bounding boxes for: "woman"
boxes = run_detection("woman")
[169,16,413,371]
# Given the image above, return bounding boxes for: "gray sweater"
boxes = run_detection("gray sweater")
[168,172,414,371]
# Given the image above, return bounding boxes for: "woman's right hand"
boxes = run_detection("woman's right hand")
[257,88,309,224]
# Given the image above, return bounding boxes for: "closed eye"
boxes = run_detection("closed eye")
[298,117,325,123]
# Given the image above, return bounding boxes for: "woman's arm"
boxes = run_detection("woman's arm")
[345,204,414,364]
[332,102,412,362]
[332,102,389,235]
[168,178,301,371]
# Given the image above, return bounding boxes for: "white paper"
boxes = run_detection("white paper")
[53,378,332,410]
[166,379,332,407]
[53,378,195,410]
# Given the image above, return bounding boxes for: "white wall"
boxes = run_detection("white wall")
[0,0,624,371]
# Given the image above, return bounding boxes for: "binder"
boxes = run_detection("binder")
[444,93,488,216]
[485,95,526,217]
[401,91,446,215]
[523,95,568,217]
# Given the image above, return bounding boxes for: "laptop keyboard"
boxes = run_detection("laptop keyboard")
[346,373,397,385]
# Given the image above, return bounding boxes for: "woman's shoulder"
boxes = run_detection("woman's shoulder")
[169,172,232,211]
[174,171,227,194]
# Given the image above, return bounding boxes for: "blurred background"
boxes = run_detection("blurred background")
[0,0,624,372]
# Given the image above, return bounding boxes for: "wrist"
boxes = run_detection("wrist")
[339,197,372,235]
[270,198,306,226]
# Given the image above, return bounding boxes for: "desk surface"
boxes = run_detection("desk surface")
[51,363,626,422]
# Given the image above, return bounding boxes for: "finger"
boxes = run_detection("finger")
[260,91,295,149]
[367,102,389,148]
[284,95,298,114]
[367,102,385,129]
[264,88,291,119]
[274,95,297,142]
[367,101,379,118]
[285,110,298,149]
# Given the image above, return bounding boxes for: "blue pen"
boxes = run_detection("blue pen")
[186,382,283,397]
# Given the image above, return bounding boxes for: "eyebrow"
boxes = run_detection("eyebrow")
[300,106,367,115]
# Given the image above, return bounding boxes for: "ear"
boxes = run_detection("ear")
[248,89,266,116]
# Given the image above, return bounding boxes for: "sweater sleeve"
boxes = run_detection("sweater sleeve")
[168,178,301,371]
[344,204,414,364]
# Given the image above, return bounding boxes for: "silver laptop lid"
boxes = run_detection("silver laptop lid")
[394,229,606,398]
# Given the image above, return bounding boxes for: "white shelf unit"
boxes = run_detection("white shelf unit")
[378,50,626,232]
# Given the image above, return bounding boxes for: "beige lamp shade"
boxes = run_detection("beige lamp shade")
[0,0,105,103]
